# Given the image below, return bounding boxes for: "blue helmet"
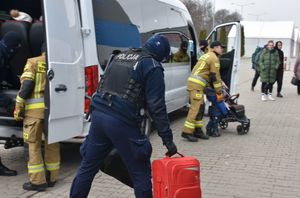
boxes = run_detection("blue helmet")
[143,35,170,62]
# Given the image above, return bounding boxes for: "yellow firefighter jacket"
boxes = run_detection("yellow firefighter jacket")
[173,50,190,62]
[16,53,46,119]
[187,51,222,93]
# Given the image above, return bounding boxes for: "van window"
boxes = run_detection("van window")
[159,33,189,63]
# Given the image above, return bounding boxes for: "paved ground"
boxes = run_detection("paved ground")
[1,58,300,198]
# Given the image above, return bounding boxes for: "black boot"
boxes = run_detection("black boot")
[47,181,56,187]
[277,93,283,97]
[194,128,209,139]
[23,182,47,191]
[46,171,56,187]
[181,132,198,142]
[0,162,17,176]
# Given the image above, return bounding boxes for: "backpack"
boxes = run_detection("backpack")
[251,47,264,69]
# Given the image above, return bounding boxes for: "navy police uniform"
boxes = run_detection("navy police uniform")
[0,31,21,88]
[70,35,177,198]
[0,31,21,176]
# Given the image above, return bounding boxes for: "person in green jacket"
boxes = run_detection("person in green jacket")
[258,40,280,101]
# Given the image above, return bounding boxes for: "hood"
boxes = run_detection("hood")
[0,31,21,60]
[143,35,170,62]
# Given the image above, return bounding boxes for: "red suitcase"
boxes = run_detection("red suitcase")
[152,153,202,198]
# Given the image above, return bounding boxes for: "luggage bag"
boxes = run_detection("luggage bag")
[100,148,133,188]
[152,153,202,198]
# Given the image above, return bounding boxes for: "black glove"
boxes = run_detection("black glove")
[165,141,177,157]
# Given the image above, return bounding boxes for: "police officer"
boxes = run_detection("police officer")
[0,31,21,88]
[14,43,60,191]
[182,41,225,142]
[69,35,177,198]
[0,31,21,176]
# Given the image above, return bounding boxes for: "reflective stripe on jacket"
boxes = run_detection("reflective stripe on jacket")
[17,54,46,118]
[187,51,222,93]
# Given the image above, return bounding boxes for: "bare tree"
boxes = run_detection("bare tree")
[181,0,213,37]
[181,0,202,35]
[215,9,242,25]
[181,0,242,39]
[214,9,230,26]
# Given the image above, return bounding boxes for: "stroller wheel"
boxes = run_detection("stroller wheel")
[237,125,247,135]
[219,121,228,129]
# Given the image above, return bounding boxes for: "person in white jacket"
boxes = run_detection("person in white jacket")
[10,9,32,23]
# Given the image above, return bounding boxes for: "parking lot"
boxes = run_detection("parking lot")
[1,58,300,198]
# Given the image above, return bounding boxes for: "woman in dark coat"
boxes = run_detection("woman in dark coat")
[275,41,284,97]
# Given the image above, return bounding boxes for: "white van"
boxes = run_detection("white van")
[0,0,241,146]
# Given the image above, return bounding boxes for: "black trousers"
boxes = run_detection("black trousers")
[276,68,284,93]
[297,85,300,95]
[261,82,274,94]
[251,69,260,88]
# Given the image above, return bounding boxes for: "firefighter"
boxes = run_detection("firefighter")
[182,41,225,142]
[173,41,189,62]
[70,35,177,198]
[14,43,60,191]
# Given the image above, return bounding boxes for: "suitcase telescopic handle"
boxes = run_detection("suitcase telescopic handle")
[166,152,184,158]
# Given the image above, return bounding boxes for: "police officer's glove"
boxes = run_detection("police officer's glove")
[14,102,24,121]
[216,93,224,102]
[165,141,177,157]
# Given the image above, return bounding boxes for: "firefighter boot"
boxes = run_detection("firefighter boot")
[23,182,47,191]
[181,132,198,142]
[194,128,209,139]
[46,171,56,187]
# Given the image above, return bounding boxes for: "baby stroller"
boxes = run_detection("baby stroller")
[205,87,250,136]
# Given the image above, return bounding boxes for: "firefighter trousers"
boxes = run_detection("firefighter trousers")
[23,117,60,185]
[183,89,205,134]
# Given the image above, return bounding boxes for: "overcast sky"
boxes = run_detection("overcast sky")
[215,0,300,27]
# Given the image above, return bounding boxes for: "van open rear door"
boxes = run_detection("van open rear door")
[43,0,85,143]
[206,22,241,95]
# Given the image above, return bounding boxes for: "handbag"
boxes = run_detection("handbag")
[100,149,133,188]
[291,76,299,86]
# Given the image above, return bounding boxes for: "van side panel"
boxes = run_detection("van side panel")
[139,0,191,112]
[92,0,141,68]
[92,0,192,114]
